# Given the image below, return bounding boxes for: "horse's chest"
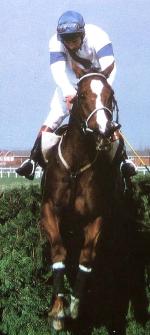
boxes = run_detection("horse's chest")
[56,174,101,217]
[74,194,92,216]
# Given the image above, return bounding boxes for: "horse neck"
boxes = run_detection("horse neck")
[61,118,96,170]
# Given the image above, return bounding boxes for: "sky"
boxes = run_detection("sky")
[0,0,150,151]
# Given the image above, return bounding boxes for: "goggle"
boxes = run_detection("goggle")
[57,22,84,34]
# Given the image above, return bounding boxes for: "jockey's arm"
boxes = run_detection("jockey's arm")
[50,60,77,97]
[92,25,116,86]
[49,35,76,98]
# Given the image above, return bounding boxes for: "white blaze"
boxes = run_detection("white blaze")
[96,109,108,133]
[90,79,108,133]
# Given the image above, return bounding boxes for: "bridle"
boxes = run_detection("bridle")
[78,72,107,83]
[82,106,113,133]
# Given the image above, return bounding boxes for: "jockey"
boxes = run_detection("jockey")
[16,10,136,180]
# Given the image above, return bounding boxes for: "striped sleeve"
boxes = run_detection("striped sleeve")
[50,51,66,65]
[97,43,114,59]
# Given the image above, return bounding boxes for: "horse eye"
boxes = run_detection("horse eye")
[79,93,85,99]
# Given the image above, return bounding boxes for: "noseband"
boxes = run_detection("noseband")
[82,106,112,133]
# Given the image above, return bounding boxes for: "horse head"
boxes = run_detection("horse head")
[73,70,118,138]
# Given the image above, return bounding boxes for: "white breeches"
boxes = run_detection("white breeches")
[43,87,70,130]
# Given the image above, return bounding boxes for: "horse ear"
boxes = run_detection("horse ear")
[101,62,115,79]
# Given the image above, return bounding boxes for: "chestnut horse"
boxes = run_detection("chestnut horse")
[40,71,124,330]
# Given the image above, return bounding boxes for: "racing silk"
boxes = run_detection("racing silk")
[49,24,116,97]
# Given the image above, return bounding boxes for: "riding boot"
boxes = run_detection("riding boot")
[111,128,137,179]
[15,125,53,180]
[120,148,137,179]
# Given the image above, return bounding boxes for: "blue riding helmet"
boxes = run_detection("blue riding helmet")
[57,10,85,40]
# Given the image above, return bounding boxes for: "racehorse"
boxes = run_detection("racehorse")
[40,69,125,330]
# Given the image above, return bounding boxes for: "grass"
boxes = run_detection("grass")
[0,174,41,191]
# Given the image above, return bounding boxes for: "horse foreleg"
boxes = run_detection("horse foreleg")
[70,217,102,319]
[79,216,102,266]
[41,200,66,264]
[48,295,65,331]
[40,200,67,330]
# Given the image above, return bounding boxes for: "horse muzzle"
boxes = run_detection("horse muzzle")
[104,121,121,138]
